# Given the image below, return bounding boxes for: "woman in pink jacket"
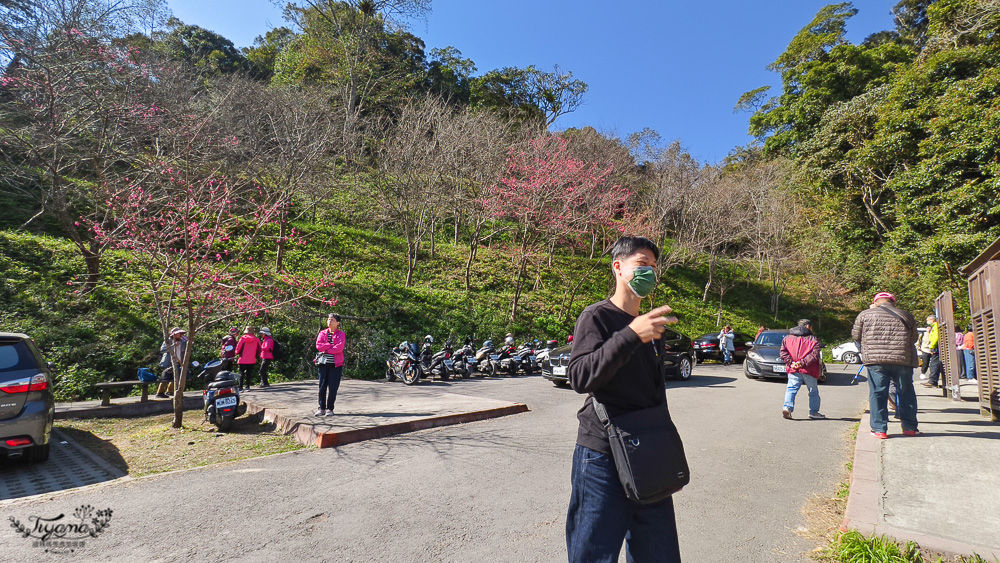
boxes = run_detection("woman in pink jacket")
[314,313,346,417]
[234,326,261,391]
[259,327,274,388]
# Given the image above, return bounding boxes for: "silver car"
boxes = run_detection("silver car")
[0,333,54,463]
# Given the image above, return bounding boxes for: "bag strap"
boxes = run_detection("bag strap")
[591,397,612,428]
[881,306,913,332]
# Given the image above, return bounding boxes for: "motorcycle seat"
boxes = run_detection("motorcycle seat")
[208,379,238,389]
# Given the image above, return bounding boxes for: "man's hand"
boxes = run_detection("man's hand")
[628,305,679,343]
[791,361,802,370]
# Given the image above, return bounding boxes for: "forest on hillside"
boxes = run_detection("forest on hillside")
[1,0,998,398]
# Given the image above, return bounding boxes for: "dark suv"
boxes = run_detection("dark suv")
[0,333,55,463]
[542,328,695,386]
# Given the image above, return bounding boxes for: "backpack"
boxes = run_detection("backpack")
[272,340,287,361]
[137,367,158,382]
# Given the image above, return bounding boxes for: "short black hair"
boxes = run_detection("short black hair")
[328,313,341,322]
[610,236,660,263]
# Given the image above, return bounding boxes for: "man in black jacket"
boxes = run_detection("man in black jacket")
[566,236,682,563]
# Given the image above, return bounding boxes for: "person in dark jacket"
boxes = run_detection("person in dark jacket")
[780,319,824,420]
[565,236,682,563]
[851,292,919,439]
[220,327,238,371]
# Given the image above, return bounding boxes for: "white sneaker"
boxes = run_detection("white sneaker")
[315,409,325,417]
[919,374,928,380]
[325,409,334,416]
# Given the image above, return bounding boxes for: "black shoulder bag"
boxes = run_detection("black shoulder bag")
[592,398,690,504]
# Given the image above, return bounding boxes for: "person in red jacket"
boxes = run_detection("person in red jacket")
[258,327,274,388]
[234,326,261,391]
[780,319,824,420]
[220,327,238,371]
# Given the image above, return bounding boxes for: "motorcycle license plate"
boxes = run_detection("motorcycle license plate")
[216,396,238,408]
[444,360,455,368]
[772,364,787,373]
[553,366,567,376]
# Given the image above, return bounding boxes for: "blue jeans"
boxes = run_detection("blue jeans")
[866,364,918,433]
[964,349,977,380]
[783,372,820,415]
[318,364,343,410]
[566,445,682,563]
[722,348,732,364]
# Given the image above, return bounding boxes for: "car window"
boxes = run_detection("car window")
[0,341,37,373]
[662,329,679,341]
[755,332,786,347]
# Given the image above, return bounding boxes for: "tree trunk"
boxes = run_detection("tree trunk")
[275,215,287,273]
[465,223,483,291]
[510,255,528,324]
[702,253,716,302]
[405,241,417,288]
[430,218,436,258]
[454,211,460,245]
[172,326,195,428]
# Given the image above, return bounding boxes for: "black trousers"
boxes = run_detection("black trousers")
[238,363,254,389]
[259,359,271,386]
[318,364,343,411]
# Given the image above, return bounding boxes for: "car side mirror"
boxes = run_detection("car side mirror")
[745,342,754,348]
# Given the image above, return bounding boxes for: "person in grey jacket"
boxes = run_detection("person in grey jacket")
[851,292,919,439]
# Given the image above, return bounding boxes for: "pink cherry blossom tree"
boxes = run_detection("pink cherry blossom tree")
[88,162,336,427]
[484,135,629,323]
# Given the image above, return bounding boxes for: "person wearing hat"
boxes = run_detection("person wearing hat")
[156,328,188,398]
[234,326,261,391]
[851,292,920,439]
[258,327,274,388]
[220,327,238,371]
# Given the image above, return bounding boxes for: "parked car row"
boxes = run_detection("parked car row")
[830,327,927,364]
[542,328,696,387]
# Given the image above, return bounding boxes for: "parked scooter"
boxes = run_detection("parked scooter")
[386,341,423,385]
[490,336,522,377]
[420,336,454,381]
[472,339,497,376]
[451,338,476,379]
[196,359,246,432]
[534,340,560,363]
[513,341,540,375]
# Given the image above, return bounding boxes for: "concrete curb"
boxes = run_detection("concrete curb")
[56,395,203,419]
[244,400,529,449]
[841,413,1000,559]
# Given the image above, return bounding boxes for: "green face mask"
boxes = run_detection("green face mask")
[627,266,657,299]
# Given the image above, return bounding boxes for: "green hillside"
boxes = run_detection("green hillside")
[0,220,858,403]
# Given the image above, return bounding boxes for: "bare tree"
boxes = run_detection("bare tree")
[370,95,453,287]
[208,76,341,271]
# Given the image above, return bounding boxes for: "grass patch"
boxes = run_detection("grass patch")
[57,409,308,477]
[824,530,996,562]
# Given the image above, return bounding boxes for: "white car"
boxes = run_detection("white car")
[831,341,861,364]
[831,327,927,365]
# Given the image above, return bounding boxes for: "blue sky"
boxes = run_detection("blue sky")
[166,0,897,164]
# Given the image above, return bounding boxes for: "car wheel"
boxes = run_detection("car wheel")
[25,443,49,464]
[842,351,859,364]
[677,356,693,381]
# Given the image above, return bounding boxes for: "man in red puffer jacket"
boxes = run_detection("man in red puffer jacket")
[779,319,824,420]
